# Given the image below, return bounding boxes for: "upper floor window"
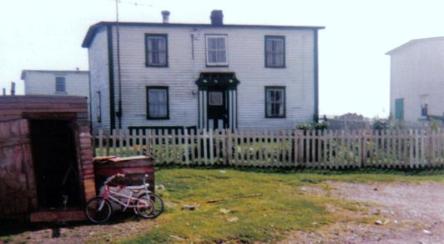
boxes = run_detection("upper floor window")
[146,86,169,119]
[145,34,168,67]
[55,77,66,93]
[265,86,286,118]
[265,36,285,68]
[206,35,228,66]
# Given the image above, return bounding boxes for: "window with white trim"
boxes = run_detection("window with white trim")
[206,35,228,66]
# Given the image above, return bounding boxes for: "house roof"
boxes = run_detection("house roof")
[21,69,89,80]
[82,21,325,48]
[386,37,444,55]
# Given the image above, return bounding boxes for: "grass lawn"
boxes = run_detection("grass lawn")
[120,168,444,243]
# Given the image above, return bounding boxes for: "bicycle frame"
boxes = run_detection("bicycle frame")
[101,185,147,211]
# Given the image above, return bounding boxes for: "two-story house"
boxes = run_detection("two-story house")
[82,10,323,132]
[387,37,444,123]
[21,69,90,98]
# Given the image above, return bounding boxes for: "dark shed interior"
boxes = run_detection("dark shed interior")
[0,96,95,222]
[30,119,82,209]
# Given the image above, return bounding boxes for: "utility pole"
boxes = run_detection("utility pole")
[10,81,15,96]
[115,0,123,129]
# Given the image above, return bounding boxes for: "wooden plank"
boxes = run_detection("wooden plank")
[209,129,214,165]
[182,129,189,165]
[225,129,233,165]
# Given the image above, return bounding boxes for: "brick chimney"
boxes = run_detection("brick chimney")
[210,10,223,26]
[161,10,170,23]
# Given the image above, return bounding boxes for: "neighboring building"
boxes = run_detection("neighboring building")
[21,69,90,98]
[82,10,323,132]
[387,37,444,122]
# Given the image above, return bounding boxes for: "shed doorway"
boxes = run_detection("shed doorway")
[30,120,82,209]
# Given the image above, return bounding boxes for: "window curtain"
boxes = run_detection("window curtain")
[266,38,284,67]
[148,89,167,117]
[148,37,167,65]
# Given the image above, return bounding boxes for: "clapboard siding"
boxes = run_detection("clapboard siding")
[89,27,111,132]
[389,37,444,122]
[23,71,89,98]
[89,24,318,130]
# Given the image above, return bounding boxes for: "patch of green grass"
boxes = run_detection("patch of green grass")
[118,168,444,243]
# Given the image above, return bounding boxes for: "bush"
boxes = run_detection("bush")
[372,119,389,130]
[297,122,328,130]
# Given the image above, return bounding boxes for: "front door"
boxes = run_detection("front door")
[207,88,228,129]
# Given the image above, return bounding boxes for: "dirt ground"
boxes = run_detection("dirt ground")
[0,215,155,244]
[283,181,444,244]
[2,182,444,244]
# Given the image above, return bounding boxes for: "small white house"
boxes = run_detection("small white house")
[82,10,323,132]
[21,69,90,98]
[387,37,444,122]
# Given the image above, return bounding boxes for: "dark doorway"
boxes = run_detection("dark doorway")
[207,88,228,129]
[30,120,81,209]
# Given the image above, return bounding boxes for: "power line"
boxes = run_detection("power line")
[113,0,154,8]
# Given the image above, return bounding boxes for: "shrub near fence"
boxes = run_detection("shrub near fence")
[94,129,444,169]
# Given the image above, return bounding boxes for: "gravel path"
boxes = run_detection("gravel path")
[283,181,444,244]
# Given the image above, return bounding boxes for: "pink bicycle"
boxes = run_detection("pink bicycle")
[85,174,162,224]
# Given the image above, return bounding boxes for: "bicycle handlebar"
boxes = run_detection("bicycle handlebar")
[104,173,126,185]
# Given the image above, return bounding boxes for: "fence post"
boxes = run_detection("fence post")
[225,129,231,165]
[360,130,366,167]
[183,128,190,165]
[293,129,298,167]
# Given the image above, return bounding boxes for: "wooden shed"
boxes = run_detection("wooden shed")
[0,96,95,222]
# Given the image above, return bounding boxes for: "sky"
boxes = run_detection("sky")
[1,0,444,118]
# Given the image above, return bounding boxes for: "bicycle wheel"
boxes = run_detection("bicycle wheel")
[137,193,164,219]
[85,197,112,224]
[134,196,155,219]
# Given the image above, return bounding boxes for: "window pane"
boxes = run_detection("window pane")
[158,51,166,65]
[158,38,166,52]
[55,77,66,92]
[265,37,285,67]
[208,38,218,49]
[266,88,285,117]
[147,36,167,66]
[217,38,225,49]
[207,36,227,64]
[216,50,226,63]
[209,50,218,63]
[148,88,168,118]
[209,92,223,106]
[265,39,273,52]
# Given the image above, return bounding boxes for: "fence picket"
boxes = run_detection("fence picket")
[93,128,444,169]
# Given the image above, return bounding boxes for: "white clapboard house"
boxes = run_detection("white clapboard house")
[387,37,444,123]
[21,69,90,98]
[82,10,323,132]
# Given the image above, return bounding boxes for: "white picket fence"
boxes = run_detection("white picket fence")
[94,129,444,169]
